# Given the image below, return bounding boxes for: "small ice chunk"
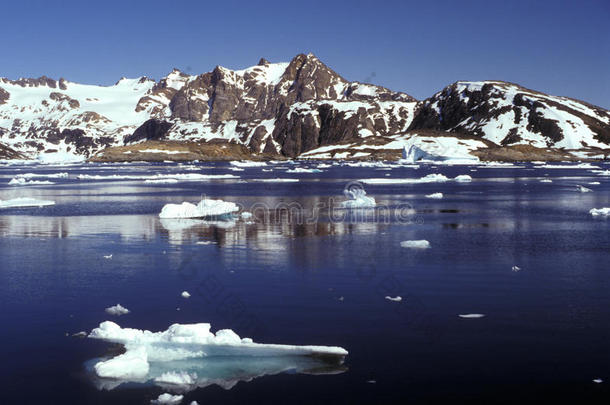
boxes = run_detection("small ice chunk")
[590,208,610,217]
[103,254,113,259]
[343,186,376,208]
[181,291,191,299]
[400,240,430,249]
[458,314,485,319]
[425,192,443,199]
[105,304,130,316]
[240,211,253,219]
[577,185,592,193]
[589,181,601,185]
[454,175,472,182]
[151,393,184,404]
[385,296,402,302]
[8,177,54,185]
[286,167,321,173]
[593,378,603,384]
[511,266,521,272]
[540,179,553,183]
[159,198,239,219]
[72,331,88,338]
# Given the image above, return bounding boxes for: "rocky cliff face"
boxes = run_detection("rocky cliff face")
[0,55,608,161]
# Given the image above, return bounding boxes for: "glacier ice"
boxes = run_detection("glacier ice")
[86,321,348,392]
[159,199,239,219]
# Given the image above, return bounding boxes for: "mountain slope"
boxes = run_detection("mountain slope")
[408,81,610,149]
[0,56,609,161]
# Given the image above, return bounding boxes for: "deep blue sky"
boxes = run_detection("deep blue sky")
[2,0,609,108]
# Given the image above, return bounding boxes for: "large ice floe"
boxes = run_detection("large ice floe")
[87,321,348,392]
[0,197,55,209]
[159,199,239,219]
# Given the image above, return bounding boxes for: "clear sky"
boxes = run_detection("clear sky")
[2,0,609,108]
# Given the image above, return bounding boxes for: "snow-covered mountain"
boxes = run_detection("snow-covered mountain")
[409,81,610,150]
[0,54,608,161]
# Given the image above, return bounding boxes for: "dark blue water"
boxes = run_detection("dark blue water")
[0,161,609,404]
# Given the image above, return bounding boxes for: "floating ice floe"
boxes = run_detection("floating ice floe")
[593,378,603,384]
[105,304,130,316]
[458,314,485,319]
[159,199,239,219]
[538,163,598,169]
[181,291,191,299]
[151,393,184,404]
[589,181,601,185]
[13,172,68,179]
[286,167,321,173]
[87,321,348,391]
[103,254,113,259]
[400,240,430,249]
[540,179,553,183]
[425,192,443,199]
[342,186,376,208]
[589,208,610,217]
[250,178,300,182]
[577,185,592,193]
[385,296,402,302]
[144,179,179,184]
[230,161,267,167]
[454,175,472,182]
[8,177,55,185]
[361,174,449,185]
[590,169,610,176]
[240,211,253,219]
[0,198,55,209]
[511,266,521,272]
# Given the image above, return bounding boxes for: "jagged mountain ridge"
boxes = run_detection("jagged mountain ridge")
[0,53,608,161]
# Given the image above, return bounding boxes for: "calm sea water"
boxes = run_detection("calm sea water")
[0,161,609,404]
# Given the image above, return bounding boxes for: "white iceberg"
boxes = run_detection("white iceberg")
[105,304,130,316]
[87,321,348,391]
[151,393,184,404]
[385,296,402,302]
[342,186,376,208]
[181,291,191,299]
[425,192,443,199]
[454,174,472,182]
[0,198,55,209]
[159,199,239,219]
[400,240,430,249]
[590,208,610,217]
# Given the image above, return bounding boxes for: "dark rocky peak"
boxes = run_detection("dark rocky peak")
[0,87,9,104]
[3,75,58,88]
[279,53,348,102]
[258,58,270,66]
